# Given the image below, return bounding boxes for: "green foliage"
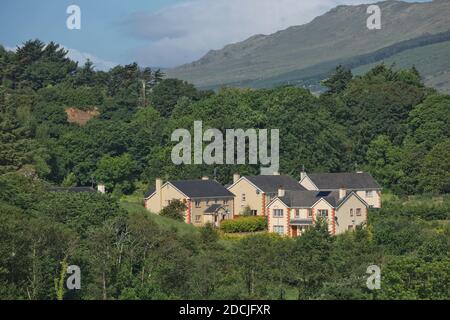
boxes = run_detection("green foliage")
[95,153,136,194]
[322,65,353,94]
[0,40,449,300]
[159,199,187,221]
[220,216,267,233]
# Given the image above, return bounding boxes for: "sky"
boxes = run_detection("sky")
[0,0,430,70]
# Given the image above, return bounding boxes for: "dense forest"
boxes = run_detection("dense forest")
[0,40,449,300]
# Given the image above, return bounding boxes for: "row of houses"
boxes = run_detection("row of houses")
[144,171,382,236]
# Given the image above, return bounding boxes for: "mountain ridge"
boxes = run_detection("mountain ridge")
[167,0,450,90]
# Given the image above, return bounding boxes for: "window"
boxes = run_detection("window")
[366,190,375,198]
[195,215,202,223]
[273,225,284,235]
[251,210,258,216]
[350,208,354,217]
[273,209,284,217]
[356,208,362,216]
[317,209,328,217]
[295,209,300,218]
[195,201,201,208]
[242,194,246,202]
[224,200,228,205]
[308,209,313,218]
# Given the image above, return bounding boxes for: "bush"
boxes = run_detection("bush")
[160,199,186,221]
[220,216,267,233]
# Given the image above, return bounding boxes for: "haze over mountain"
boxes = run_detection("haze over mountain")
[167,0,450,91]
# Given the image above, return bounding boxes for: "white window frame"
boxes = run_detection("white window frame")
[273,209,284,218]
[318,209,328,217]
[273,225,284,235]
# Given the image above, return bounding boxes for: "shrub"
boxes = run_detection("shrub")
[220,216,267,233]
[160,199,186,221]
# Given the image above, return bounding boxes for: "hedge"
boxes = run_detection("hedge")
[220,216,268,233]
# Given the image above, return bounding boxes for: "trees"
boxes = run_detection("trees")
[159,199,187,221]
[95,153,136,194]
[322,65,353,94]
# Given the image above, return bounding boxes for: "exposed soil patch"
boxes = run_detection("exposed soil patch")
[65,107,100,126]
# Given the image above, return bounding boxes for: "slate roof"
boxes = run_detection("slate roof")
[170,180,234,198]
[307,172,381,190]
[49,187,96,193]
[279,190,340,208]
[204,204,224,213]
[244,175,306,194]
[144,187,155,198]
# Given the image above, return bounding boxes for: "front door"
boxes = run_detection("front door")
[291,226,298,237]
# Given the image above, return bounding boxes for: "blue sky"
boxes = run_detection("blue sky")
[0,0,430,70]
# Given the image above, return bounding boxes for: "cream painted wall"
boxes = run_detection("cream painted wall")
[356,190,381,208]
[335,194,368,235]
[311,198,334,233]
[299,177,318,190]
[267,199,289,236]
[228,178,264,216]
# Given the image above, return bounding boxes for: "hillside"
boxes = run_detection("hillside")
[167,0,450,90]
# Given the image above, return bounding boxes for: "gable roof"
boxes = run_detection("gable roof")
[244,175,306,193]
[278,190,339,208]
[274,190,368,209]
[306,172,381,190]
[168,180,234,198]
[144,187,156,198]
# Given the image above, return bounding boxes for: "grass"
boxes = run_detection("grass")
[120,200,199,236]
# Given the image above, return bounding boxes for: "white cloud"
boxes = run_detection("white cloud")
[63,47,117,71]
[126,0,372,67]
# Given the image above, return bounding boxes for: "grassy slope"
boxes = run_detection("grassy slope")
[353,41,450,93]
[120,200,199,236]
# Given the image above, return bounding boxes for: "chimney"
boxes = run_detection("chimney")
[278,188,285,197]
[300,171,306,181]
[339,187,346,200]
[233,173,240,184]
[155,178,162,193]
[97,183,106,194]
[202,176,209,180]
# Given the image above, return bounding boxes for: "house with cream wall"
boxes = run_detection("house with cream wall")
[227,174,306,217]
[144,177,235,227]
[267,188,369,236]
[299,171,382,208]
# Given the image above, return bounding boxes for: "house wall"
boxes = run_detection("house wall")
[190,198,233,227]
[356,190,381,209]
[267,199,289,236]
[335,194,368,235]
[145,183,187,218]
[228,179,265,216]
[299,177,318,190]
[311,199,334,234]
